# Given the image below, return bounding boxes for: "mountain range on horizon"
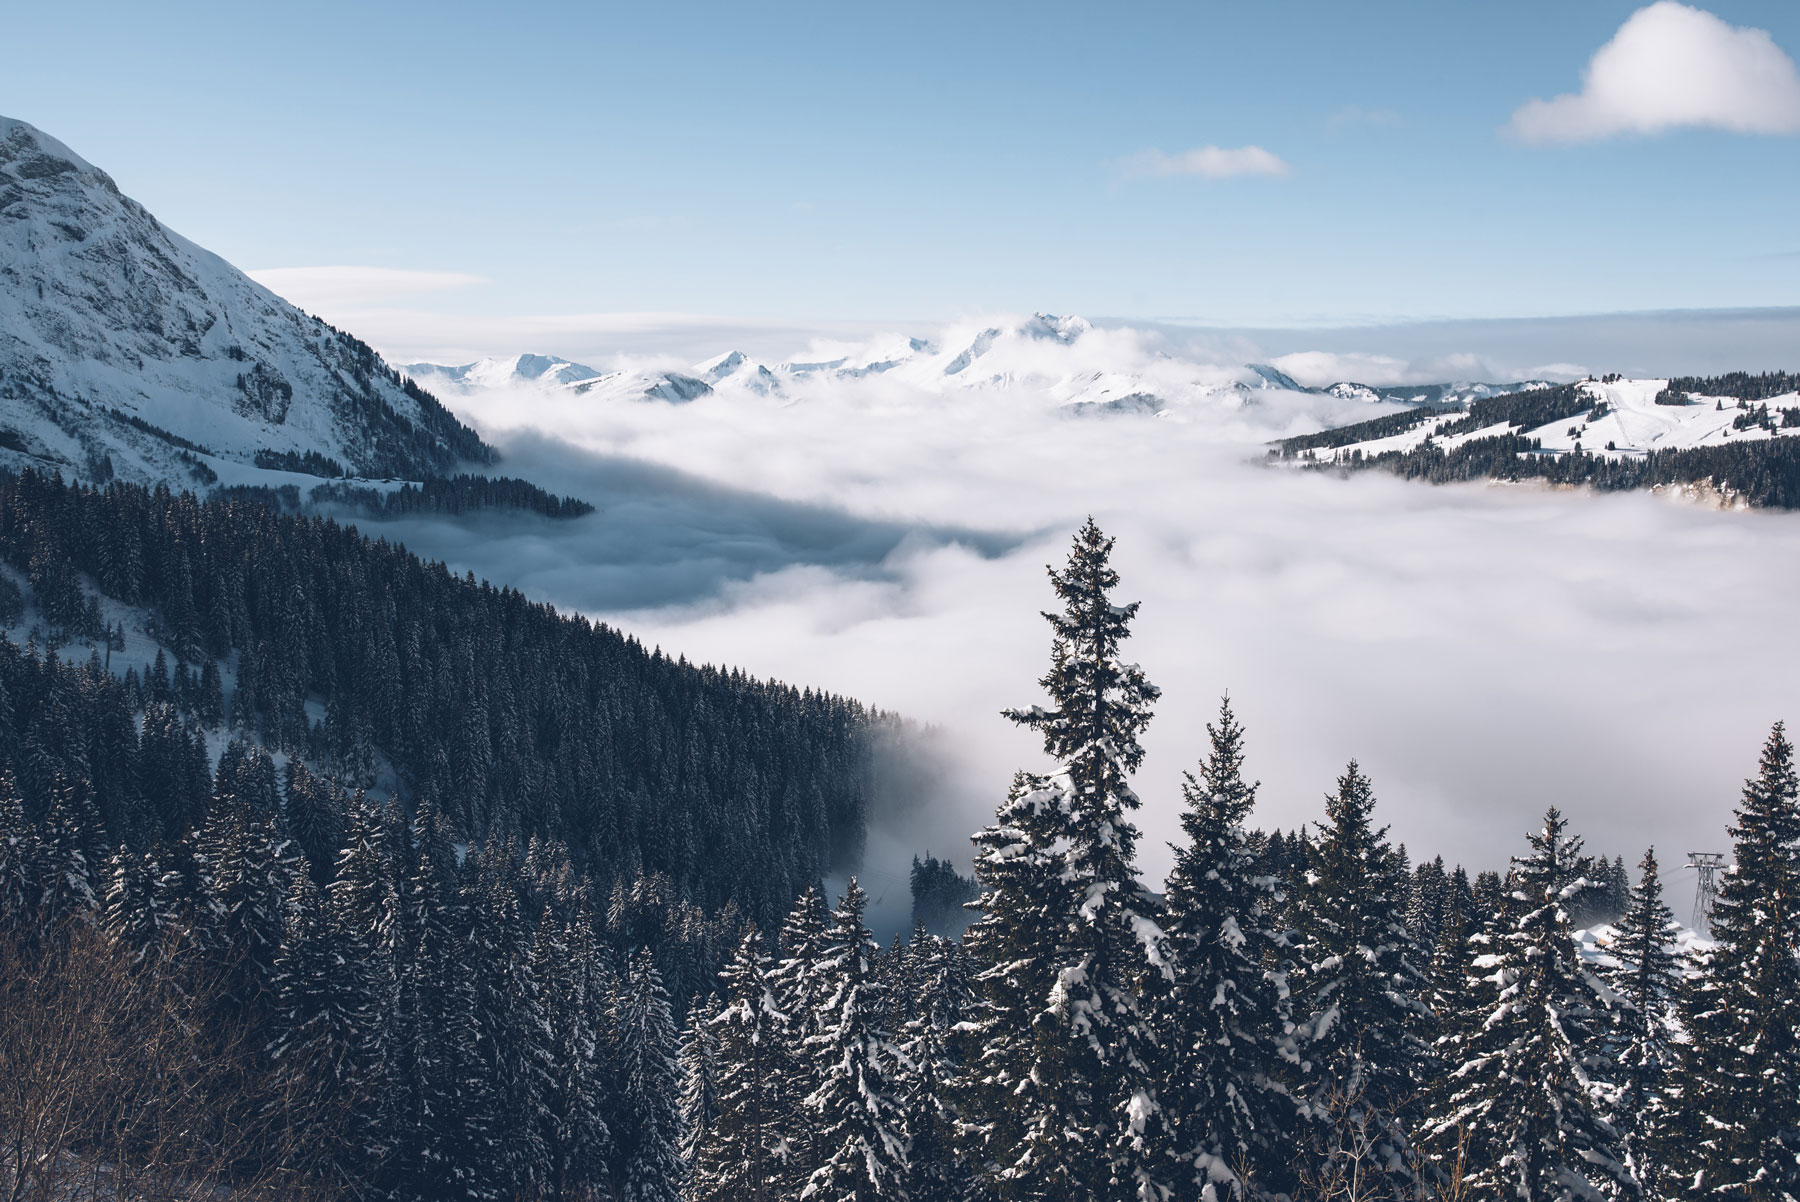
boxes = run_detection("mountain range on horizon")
[400,330,1557,419]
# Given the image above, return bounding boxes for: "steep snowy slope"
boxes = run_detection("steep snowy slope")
[0,116,491,485]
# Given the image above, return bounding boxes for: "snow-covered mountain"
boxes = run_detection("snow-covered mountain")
[408,314,1548,430]
[1303,377,1800,464]
[0,116,490,486]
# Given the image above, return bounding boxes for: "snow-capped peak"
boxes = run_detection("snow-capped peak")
[402,353,606,392]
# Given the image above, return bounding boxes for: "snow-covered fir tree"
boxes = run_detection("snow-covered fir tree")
[102,842,168,964]
[1154,695,1296,1200]
[678,995,724,1171]
[802,879,909,1201]
[539,909,611,1201]
[613,946,686,1202]
[689,931,799,1202]
[1407,856,1451,951]
[1432,807,1636,1201]
[194,792,293,1010]
[326,791,403,1174]
[1602,847,1682,1197]
[0,768,37,926]
[961,518,1172,1202]
[392,804,498,1202]
[467,839,554,1198]
[958,767,1072,1189]
[1289,761,1432,1201]
[772,883,834,1176]
[1425,884,1477,1084]
[895,932,968,1202]
[36,774,100,924]
[1670,723,1800,1199]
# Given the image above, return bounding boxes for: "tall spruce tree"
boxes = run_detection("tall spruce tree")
[1426,885,1477,1078]
[394,805,496,1202]
[961,519,1172,1202]
[958,767,1071,1192]
[1671,723,1800,1198]
[895,933,968,1202]
[802,880,909,1201]
[772,883,833,1176]
[0,769,40,926]
[1603,848,1682,1197]
[328,792,403,1175]
[1155,696,1296,1199]
[689,932,798,1202]
[678,996,724,1174]
[1432,808,1636,1201]
[466,842,554,1199]
[613,946,686,1202]
[539,912,610,1202]
[36,775,100,925]
[102,842,168,964]
[1289,761,1431,1201]
[194,793,293,1011]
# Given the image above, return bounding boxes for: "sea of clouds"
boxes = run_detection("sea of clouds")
[368,316,1800,930]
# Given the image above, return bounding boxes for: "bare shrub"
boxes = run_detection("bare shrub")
[0,920,339,1202]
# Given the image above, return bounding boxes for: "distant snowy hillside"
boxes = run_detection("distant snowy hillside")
[0,116,491,486]
[1295,377,1800,464]
[405,313,1543,437]
[1277,372,1800,508]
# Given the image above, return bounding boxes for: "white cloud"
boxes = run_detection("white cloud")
[1272,350,1414,387]
[247,266,488,310]
[1124,144,1292,179]
[1510,1,1800,143]
[1267,348,1574,388]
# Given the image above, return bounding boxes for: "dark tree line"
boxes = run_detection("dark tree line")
[1658,371,1800,405]
[255,448,350,478]
[1274,406,1446,455]
[0,468,873,924]
[310,474,597,520]
[909,853,978,937]
[1332,433,1800,510]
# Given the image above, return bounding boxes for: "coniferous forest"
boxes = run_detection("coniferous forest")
[4,497,1798,1201]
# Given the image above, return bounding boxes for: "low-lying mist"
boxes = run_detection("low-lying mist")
[376,326,1800,926]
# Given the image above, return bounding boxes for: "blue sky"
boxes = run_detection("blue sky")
[5,1,1799,335]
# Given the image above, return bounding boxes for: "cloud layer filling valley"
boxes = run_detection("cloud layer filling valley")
[379,318,1800,896]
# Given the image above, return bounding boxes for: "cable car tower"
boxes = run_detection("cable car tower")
[1687,852,1726,935]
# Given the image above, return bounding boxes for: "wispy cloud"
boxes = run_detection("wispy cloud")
[1510,1,1800,144]
[247,266,488,310]
[1122,144,1292,179]
[1327,105,1403,130]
